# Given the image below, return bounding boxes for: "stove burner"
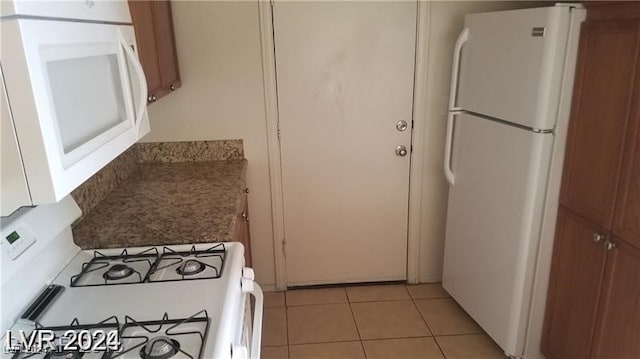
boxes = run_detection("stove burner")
[140,337,180,359]
[47,347,83,359]
[103,264,134,281]
[176,260,205,276]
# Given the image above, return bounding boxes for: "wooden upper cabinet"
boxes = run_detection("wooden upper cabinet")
[128,0,180,104]
[591,238,640,358]
[129,1,162,94]
[560,18,640,228]
[152,1,180,91]
[541,207,608,359]
[613,62,640,248]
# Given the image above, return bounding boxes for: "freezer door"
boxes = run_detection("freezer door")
[442,113,553,356]
[456,6,571,130]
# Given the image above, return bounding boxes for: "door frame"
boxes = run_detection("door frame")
[258,0,432,290]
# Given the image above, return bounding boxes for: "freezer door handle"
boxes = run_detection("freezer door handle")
[444,111,458,186]
[449,28,469,111]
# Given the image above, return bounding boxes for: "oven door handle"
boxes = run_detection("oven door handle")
[240,278,264,359]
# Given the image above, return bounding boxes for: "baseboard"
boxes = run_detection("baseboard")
[259,284,278,292]
[418,275,443,284]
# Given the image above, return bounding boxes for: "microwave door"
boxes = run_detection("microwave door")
[42,41,137,168]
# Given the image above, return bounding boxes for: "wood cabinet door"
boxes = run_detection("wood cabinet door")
[542,207,608,359]
[591,238,640,359]
[560,19,640,228]
[613,58,640,249]
[231,194,252,267]
[151,0,180,91]
[128,0,162,95]
[239,195,252,267]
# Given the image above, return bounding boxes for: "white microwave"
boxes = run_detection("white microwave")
[0,1,149,216]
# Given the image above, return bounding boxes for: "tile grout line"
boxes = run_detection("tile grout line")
[409,295,435,335]
[288,339,368,345]
[286,298,413,306]
[345,288,369,358]
[284,294,291,359]
[344,288,368,359]
[411,295,448,359]
[434,333,485,338]
[432,336,449,359]
[409,288,489,358]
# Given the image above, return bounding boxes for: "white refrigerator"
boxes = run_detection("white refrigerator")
[442,5,586,358]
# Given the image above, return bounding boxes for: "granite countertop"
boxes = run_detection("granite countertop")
[72,160,247,249]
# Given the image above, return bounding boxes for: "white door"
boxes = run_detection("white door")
[273,1,417,285]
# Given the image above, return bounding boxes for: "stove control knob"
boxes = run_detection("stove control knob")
[242,267,255,280]
[231,344,248,359]
[241,278,254,293]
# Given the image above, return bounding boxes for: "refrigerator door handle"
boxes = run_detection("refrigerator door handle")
[444,111,458,186]
[449,28,469,111]
[444,111,460,186]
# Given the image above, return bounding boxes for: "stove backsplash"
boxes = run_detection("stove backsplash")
[71,147,139,224]
[137,139,243,163]
[71,140,244,225]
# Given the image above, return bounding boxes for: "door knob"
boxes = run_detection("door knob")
[396,120,408,132]
[604,240,616,251]
[592,233,604,243]
[395,145,408,157]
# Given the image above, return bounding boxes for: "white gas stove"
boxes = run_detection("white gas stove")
[0,197,263,359]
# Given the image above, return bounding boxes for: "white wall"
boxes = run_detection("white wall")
[416,0,552,283]
[141,0,276,288]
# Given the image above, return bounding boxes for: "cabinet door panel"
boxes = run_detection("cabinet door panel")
[240,196,252,267]
[591,238,640,359]
[231,194,252,267]
[128,0,162,94]
[542,207,608,359]
[560,19,640,227]
[613,60,640,248]
[152,0,180,90]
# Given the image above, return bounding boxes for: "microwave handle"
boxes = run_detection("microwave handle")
[120,34,148,137]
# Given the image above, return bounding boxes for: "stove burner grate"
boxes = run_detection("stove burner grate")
[146,244,226,282]
[70,248,160,287]
[70,244,226,287]
[114,310,209,359]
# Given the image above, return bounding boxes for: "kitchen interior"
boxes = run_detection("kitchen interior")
[0,0,638,359]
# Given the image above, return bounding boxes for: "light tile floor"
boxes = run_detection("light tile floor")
[261,283,505,359]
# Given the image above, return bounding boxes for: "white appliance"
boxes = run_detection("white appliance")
[0,197,264,359]
[0,0,149,216]
[442,4,585,358]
